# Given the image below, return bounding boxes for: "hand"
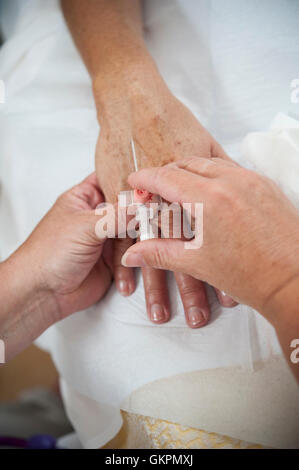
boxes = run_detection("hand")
[95,75,236,328]
[122,157,299,315]
[1,173,112,360]
[121,157,299,379]
[19,173,112,319]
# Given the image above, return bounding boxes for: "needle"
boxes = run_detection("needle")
[131,138,139,172]
[130,137,153,204]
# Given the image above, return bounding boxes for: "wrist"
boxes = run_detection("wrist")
[262,274,299,381]
[249,222,299,324]
[261,274,299,329]
[18,245,61,325]
[92,54,169,119]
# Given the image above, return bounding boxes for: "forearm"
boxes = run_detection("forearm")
[262,276,299,380]
[61,0,165,109]
[0,249,58,361]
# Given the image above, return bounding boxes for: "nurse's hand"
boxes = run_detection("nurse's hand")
[23,173,112,318]
[1,174,112,360]
[122,157,299,312]
[122,158,299,379]
[95,78,237,329]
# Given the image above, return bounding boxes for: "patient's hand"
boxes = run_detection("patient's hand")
[62,0,236,326]
[94,77,237,328]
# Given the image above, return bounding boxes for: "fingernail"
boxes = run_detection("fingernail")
[150,304,167,323]
[218,290,237,307]
[187,306,205,327]
[118,280,130,296]
[121,252,146,267]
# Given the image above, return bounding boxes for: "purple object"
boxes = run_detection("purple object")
[0,436,27,448]
[0,434,59,449]
[27,434,57,449]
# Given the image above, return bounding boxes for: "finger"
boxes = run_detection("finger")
[95,202,137,240]
[210,157,240,167]
[81,172,99,187]
[71,172,104,209]
[175,272,210,328]
[142,267,170,324]
[61,257,112,317]
[122,238,199,277]
[214,288,238,308]
[128,165,206,205]
[113,238,136,296]
[173,157,221,178]
[70,209,108,249]
[172,156,239,178]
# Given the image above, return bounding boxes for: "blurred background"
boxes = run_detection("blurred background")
[0,346,73,447]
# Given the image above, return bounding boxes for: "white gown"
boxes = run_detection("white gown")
[0,0,298,448]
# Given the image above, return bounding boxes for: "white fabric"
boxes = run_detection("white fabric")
[0,0,298,448]
[61,355,299,449]
[59,114,299,449]
[242,113,299,209]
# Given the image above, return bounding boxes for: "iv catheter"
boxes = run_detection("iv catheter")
[118,139,161,241]
[130,139,153,204]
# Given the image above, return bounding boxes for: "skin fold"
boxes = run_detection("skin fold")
[119,157,299,380]
[60,0,237,328]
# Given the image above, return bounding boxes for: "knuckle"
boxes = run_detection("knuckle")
[152,246,169,268]
[180,156,198,168]
[145,286,164,297]
[179,285,198,297]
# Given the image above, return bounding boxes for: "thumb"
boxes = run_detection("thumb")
[121,239,190,273]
